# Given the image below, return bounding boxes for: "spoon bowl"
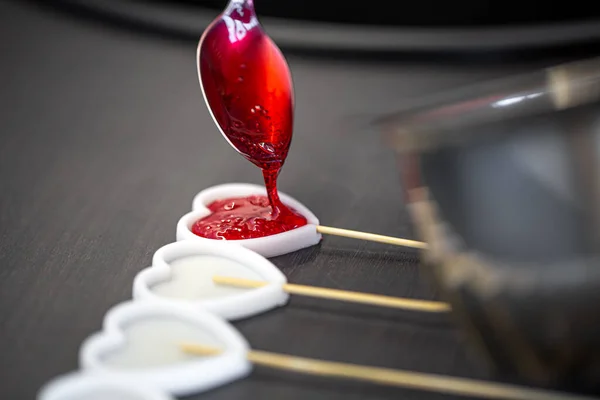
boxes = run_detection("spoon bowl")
[196,0,295,173]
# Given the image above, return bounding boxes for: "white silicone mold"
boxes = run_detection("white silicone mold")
[37,372,174,400]
[79,301,252,397]
[176,183,321,257]
[133,240,289,320]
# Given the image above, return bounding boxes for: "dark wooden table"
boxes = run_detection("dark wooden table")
[0,2,574,399]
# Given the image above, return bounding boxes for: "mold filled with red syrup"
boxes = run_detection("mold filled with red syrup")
[198,1,298,222]
[192,195,308,240]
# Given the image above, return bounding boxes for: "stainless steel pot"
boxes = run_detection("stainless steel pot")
[380,57,600,390]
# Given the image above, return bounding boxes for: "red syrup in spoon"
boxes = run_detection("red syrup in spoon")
[194,0,307,240]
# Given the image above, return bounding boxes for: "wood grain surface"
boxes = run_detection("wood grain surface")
[0,2,562,398]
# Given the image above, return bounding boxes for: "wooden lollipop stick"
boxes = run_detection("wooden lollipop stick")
[212,276,450,313]
[180,343,595,400]
[316,225,428,249]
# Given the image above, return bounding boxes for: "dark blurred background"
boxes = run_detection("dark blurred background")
[2,1,600,400]
[32,0,600,55]
[171,0,600,26]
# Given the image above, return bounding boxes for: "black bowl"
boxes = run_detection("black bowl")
[380,57,600,390]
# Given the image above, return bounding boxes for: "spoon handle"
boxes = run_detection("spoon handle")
[224,0,255,16]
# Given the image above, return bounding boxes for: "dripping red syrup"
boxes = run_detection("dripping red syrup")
[194,1,307,240]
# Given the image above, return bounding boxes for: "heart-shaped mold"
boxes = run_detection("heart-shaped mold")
[176,183,321,257]
[79,301,251,397]
[37,372,174,400]
[133,240,289,320]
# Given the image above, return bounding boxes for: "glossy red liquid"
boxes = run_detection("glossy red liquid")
[192,195,308,240]
[198,1,295,218]
[197,1,305,239]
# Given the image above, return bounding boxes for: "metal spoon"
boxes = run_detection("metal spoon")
[196,0,294,173]
[196,0,296,213]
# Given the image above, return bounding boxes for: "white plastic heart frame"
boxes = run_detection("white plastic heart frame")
[79,301,252,397]
[37,372,174,400]
[176,183,321,258]
[133,240,289,320]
